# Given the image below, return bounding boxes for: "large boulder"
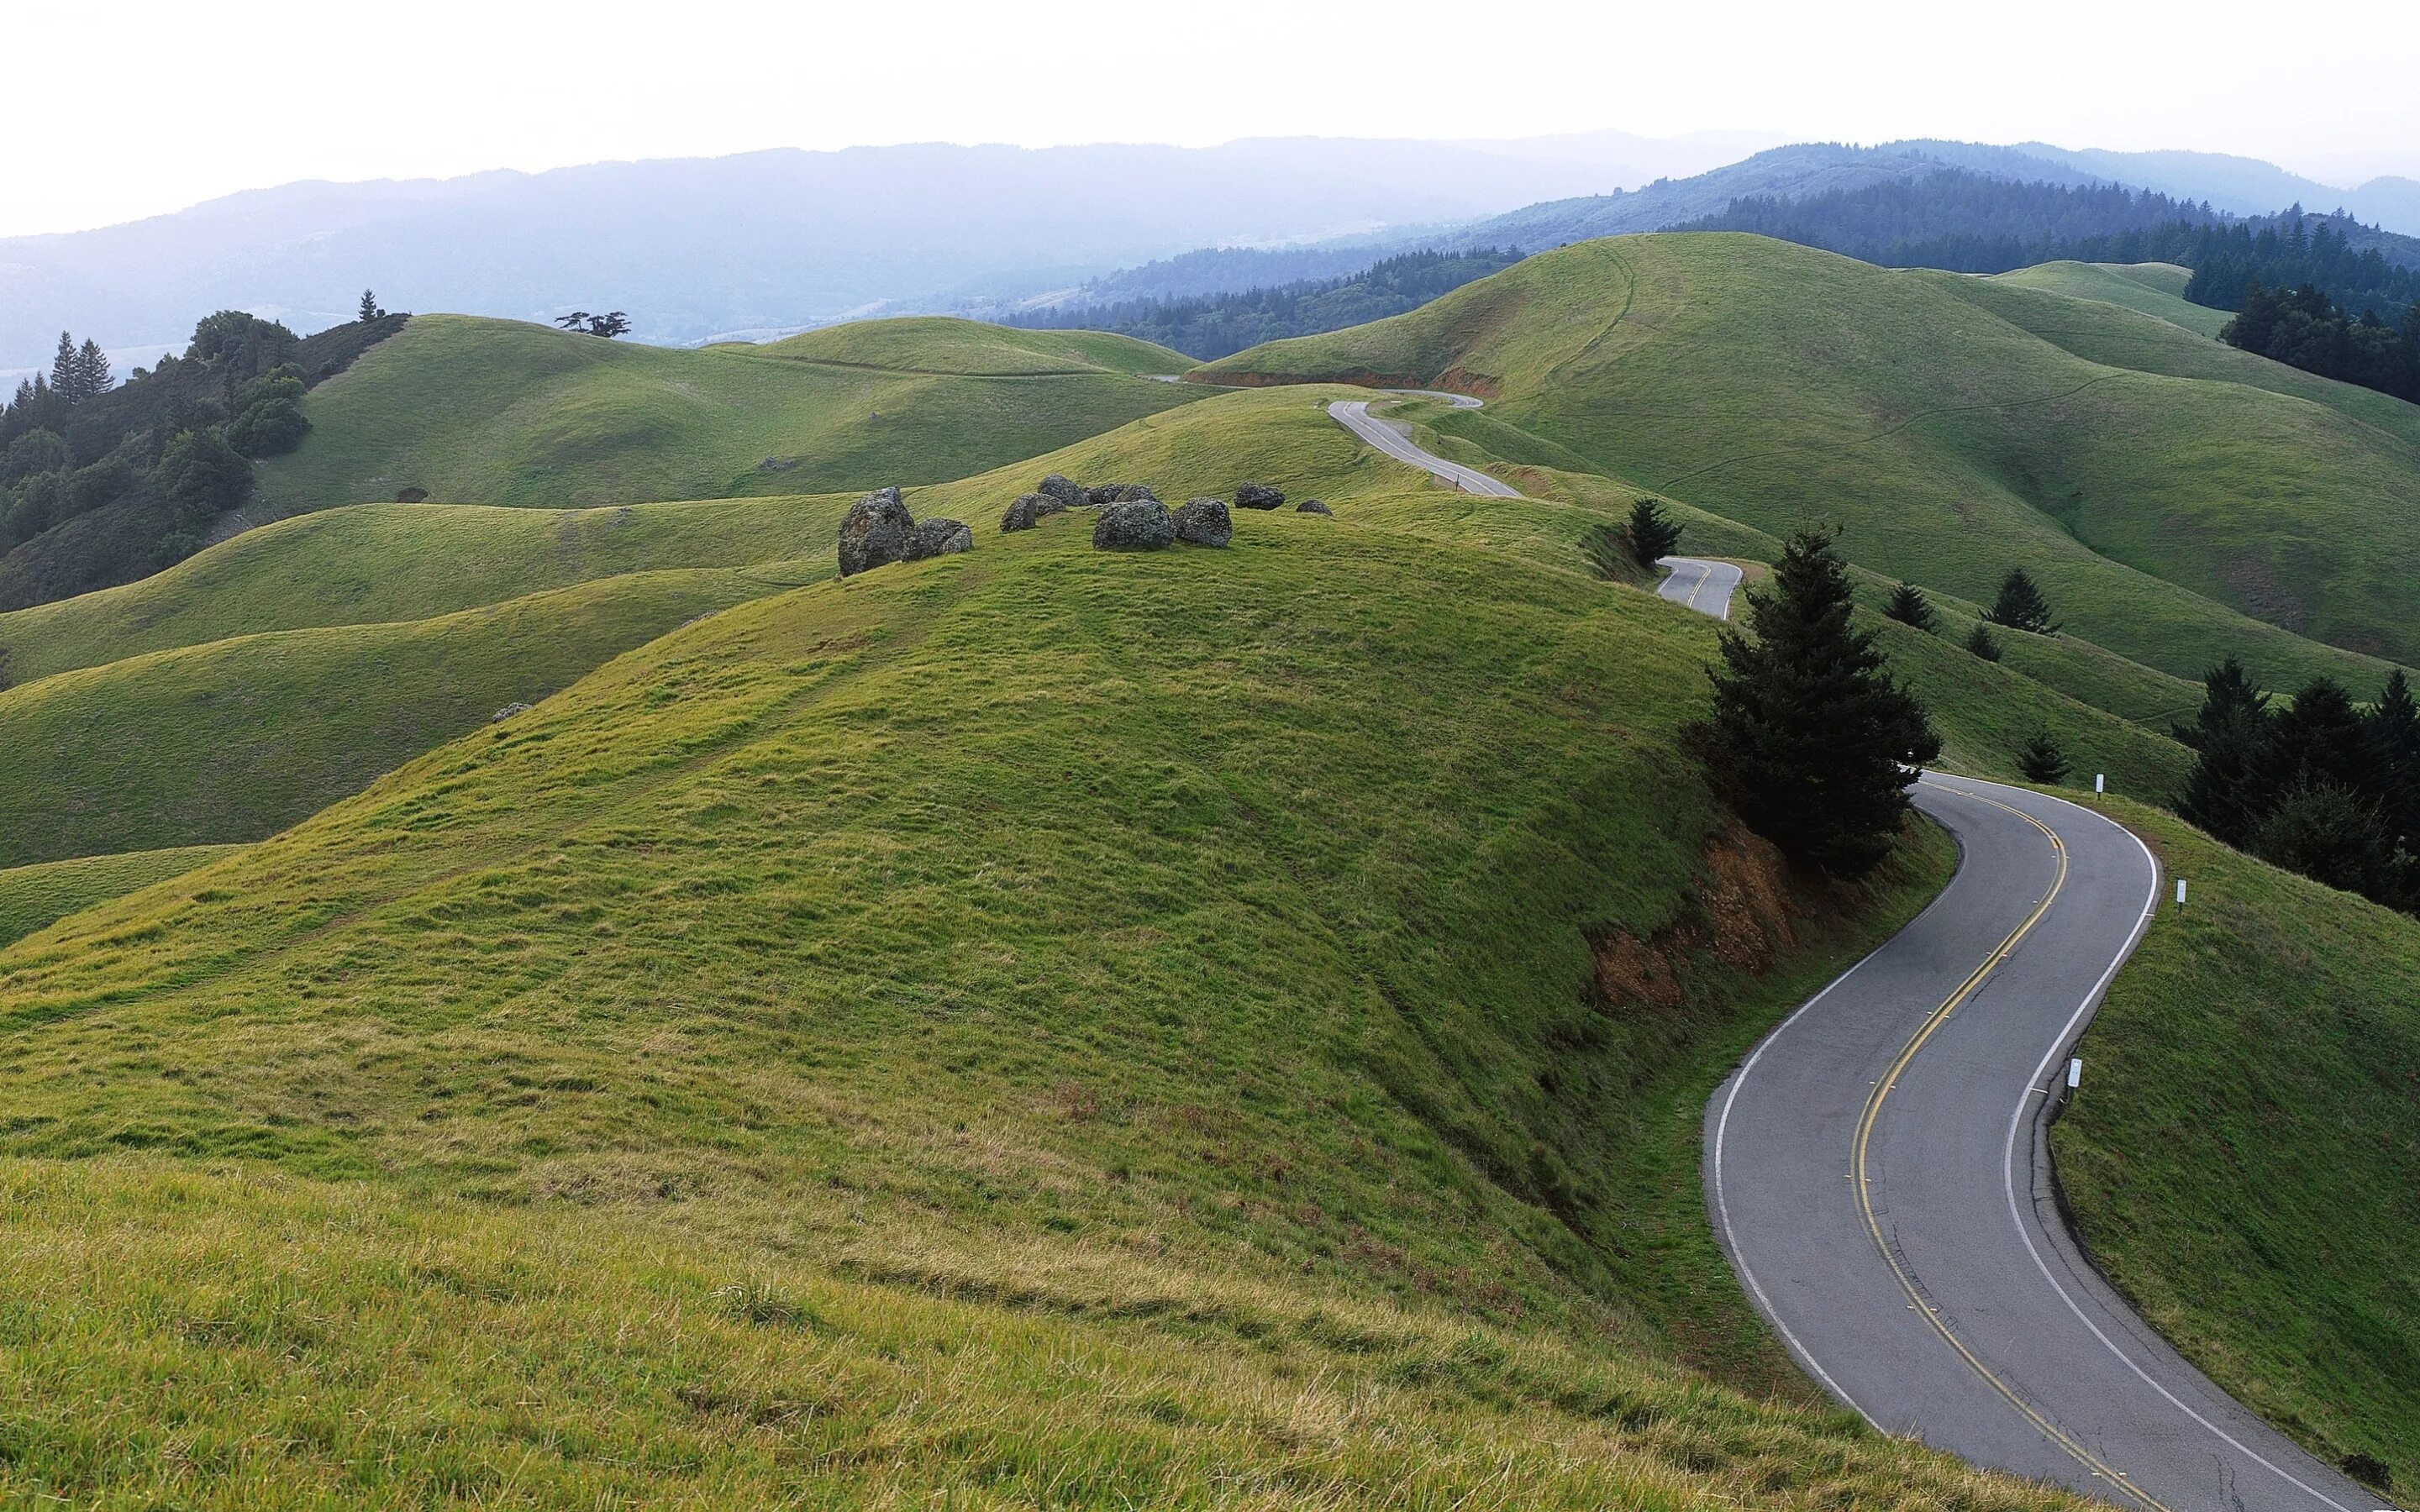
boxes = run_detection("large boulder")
[907,517,974,559]
[837,486,916,575]
[1296,498,1333,516]
[1088,481,1158,505]
[1092,498,1176,551]
[1037,474,1089,509]
[1172,496,1233,548]
[1233,482,1286,510]
[1000,492,1065,533]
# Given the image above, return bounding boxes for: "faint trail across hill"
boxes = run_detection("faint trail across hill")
[1709,774,2385,1512]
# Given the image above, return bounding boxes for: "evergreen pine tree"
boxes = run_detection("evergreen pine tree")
[1626,496,1682,566]
[1687,529,1941,879]
[74,339,111,399]
[50,333,81,402]
[2175,658,2273,846]
[2016,729,2070,785]
[2369,669,2420,851]
[1883,582,1936,633]
[1986,567,2060,633]
[360,289,381,323]
[1965,623,2002,661]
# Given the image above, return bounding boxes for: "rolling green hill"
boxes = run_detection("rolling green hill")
[0,433,2092,1508]
[0,846,245,949]
[1988,261,2232,338]
[1197,234,2420,679]
[253,314,1202,515]
[2054,802,2420,1493]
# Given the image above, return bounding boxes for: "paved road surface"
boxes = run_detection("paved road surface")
[1655,555,1743,621]
[1709,774,2386,1511]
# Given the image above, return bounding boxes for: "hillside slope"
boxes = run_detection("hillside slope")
[2054,803,2420,1494]
[254,314,1201,514]
[0,452,2088,1507]
[1987,261,2232,338]
[1200,234,2420,678]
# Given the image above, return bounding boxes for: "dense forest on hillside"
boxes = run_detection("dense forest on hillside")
[1011,248,1523,360]
[0,305,405,619]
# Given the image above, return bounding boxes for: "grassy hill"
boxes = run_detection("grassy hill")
[254,314,1202,515]
[1988,261,2232,338]
[1197,234,2420,679]
[0,846,245,948]
[0,419,2097,1506]
[2054,801,2420,1494]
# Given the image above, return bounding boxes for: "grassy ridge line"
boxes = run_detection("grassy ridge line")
[0,847,246,949]
[0,488,2080,1506]
[256,314,1204,515]
[1201,234,2420,679]
[0,496,844,685]
[1986,261,2234,339]
[0,569,770,869]
[2055,801,2420,1492]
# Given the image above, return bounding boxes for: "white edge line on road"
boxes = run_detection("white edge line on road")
[1981,780,2363,1512]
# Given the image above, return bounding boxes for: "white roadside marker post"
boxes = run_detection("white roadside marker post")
[2095,773,2105,794]
[2067,1056,2083,1111]
[2176,878,2188,908]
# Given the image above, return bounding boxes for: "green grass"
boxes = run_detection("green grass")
[1199,234,2420,678]
[0,570,776,868]
[255,314,1202,514]
[2053,801,2420,1494]
[1987,261,2234,339]
[0,433,2097,1506]
[0,846,245,948]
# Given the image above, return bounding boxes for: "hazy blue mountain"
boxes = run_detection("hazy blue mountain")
[0,135,1754,373]
[2012,144,2420,234]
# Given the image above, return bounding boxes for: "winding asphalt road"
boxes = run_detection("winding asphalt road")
[1323,393,1744,619]
[1322,387,2382,1509]
[1710,777,2385,1511]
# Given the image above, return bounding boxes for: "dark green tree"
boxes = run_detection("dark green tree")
[2369,669,2420,850]
[226,369,310,458]
[1626,496,1682,565]
[359,289,381,323]
[2174,658,2273,846]
[2016,729,2070,785]
[155,427,252,524]
[2252,783,2406,904]
[1965,622,2002,661]
[1687,529,1941,879]
[1987,568,2060,633]
[1884,582,1937,632]
[74,339,112,399]
[50,332,80,401]
[2265,677,2385,803]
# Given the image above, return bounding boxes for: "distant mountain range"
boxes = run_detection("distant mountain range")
[0,131,1767,375]
[7,132,2417,378]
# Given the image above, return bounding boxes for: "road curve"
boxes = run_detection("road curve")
[1655,555,1743,621]
[1320,393,1744,620]
[1709,774,2384,1512]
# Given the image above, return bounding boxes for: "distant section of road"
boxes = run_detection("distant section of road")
[1324,397,1518,496]
[1655,556,1742,620]
[1709,774,2386,1512]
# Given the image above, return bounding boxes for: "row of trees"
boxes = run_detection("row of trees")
[2221,282,2420,402]
[2176,661,2419,909]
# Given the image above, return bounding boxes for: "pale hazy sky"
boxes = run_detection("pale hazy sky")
[11,0,2416,239]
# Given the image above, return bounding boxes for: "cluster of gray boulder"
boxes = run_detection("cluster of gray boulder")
[992,473,1325,553]
[836,486,973,576]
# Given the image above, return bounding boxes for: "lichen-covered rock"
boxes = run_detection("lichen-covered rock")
[1172,496,1233,547]
[1037,474,1088,509]
[1092,498,1176,550]
[1087,482,1158,505]
[1296,498,1333,516]
[1233,482,1286,510]
[907,517,973,559]
[1000,492,1064,532]
[837,486,916,575]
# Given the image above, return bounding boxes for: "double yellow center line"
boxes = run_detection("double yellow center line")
[1851,785,2175,1512]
